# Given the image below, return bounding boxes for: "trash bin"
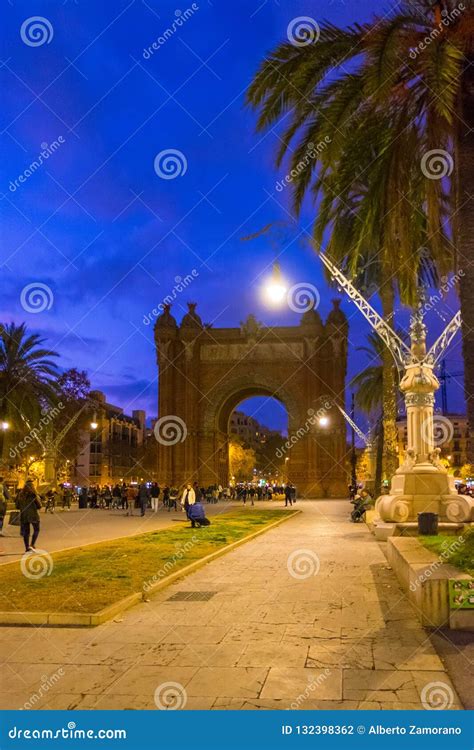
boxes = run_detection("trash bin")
[418,512,438,535]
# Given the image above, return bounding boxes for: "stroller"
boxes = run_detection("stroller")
[350,491,372,522]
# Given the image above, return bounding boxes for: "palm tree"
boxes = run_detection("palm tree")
[246,0,474,459]
[351,332,397,495]
[0,323,59,461]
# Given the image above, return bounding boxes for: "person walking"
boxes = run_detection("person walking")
[169,486,179,511]
[126,484,137,516]
[16,480,42,552]
[180,483,195,519]
[150,482,160,512]
[138,483,149,517]
[62,485,72,510]
[284,483,293,507]
[0,477,10,536]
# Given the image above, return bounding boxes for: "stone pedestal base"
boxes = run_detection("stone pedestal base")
[375,463,474,523]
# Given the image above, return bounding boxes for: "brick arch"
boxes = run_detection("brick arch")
[202,374,302,435]
[155,308,348,497]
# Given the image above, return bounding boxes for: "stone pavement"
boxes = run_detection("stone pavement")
[0,501,466,710]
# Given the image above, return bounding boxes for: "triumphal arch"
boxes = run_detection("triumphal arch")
[154,300,349,497]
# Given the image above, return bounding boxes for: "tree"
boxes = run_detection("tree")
[255,433,286,480]
[246,1,474,462]
[50,369,92,476]
[229,440,256,482]
[0,322,58,465]
[351,332,396,495]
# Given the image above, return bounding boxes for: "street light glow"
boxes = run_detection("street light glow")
[319,416,329,427]
[1,421,9,431]
[263,261,287,306]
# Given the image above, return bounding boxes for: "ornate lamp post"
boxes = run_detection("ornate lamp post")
[317,250,473,524]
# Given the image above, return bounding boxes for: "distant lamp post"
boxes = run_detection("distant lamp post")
[263,261,287,306]
[318,416,329,428]
[1,421,9,431]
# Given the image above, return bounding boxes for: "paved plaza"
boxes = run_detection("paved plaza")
[0,501,468,710]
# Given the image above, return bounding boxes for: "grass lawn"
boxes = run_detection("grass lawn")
[419,529,474,576]
[0,508,294,614]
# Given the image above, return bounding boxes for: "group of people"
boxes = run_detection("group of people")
[0,474,299,554]
[234,483,295,504]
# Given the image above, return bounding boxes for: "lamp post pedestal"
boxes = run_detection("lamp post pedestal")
[376,318,474,523]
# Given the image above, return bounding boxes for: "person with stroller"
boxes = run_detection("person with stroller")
[180,483,195,518]
[187,498,210,528]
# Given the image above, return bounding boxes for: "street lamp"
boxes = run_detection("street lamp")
[318,416,329,428]
[263,261,287,306]
[1,421,9,431]
[90,415,98,430]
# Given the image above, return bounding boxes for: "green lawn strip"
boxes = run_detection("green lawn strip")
[419,529,474,576]
[0,509,292,614]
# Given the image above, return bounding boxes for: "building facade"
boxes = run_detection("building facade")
[73,391,146,486]
[397,413,470,473]
[229,410,282,449]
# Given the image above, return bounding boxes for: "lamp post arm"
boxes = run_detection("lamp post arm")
[425,311,462,366]
[49,398,92,451]
[336,404,370,445]
[318,251,411,372]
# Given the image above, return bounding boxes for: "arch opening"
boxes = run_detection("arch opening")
[225,394,289,487]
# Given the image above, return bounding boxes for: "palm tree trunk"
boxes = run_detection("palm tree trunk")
[379,281,399,483]
[375,419,384,498]
[456,60,474,464]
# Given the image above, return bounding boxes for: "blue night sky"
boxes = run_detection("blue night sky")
[1,0,465,435]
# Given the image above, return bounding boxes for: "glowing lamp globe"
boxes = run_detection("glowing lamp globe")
[264,262,287,306]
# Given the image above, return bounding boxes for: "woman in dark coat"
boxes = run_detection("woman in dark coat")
[16,480,42,552]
